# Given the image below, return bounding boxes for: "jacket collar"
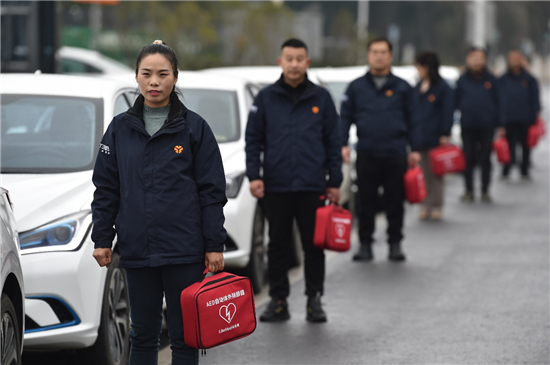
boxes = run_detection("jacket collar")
[365,71,396,89]
[127,91,186,124]
[272,73,317,98]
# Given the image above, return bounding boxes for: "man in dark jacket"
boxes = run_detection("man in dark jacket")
[246,38,342,323]
[340,38,421,263]
[456,47,505,203]
[499,50,541,180]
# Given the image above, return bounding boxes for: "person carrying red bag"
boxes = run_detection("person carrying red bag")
[412,52,455,220]
[498,50,541,180]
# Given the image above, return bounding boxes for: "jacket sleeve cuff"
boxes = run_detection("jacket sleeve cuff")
[94,241,113,249]
[204,239,224,252]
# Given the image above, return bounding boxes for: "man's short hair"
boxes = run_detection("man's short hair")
[281,38,308,52]
[467,47,487,56]
[367,38,393,53]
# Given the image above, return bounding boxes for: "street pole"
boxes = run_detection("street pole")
[357,0,369,65]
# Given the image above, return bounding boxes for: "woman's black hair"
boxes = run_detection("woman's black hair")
[135,40,179,81]
[415,51,441,84]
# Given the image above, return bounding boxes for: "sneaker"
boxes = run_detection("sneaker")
[481,193,492,203]
[388,242,406,262]
[306,294,327,323]
[419,208,429,220]
[352,243,373,261]
[460,192,474,203]
[430,209,442,221]
[260,299,290,322]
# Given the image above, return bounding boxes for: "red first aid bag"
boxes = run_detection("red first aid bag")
[181,269,257,349]
[429,145,466,176]
[528,118,546,148]
[493,137,511,164]
[403,164,427,204]
[313,204,352,252]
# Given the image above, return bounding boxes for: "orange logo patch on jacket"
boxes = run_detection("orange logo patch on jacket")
[428,94,436,103]
[484,81,492,89]
[385,89,393,97]
[312,106,320,114]
[174,145,183,154]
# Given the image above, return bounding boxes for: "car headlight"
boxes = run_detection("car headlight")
[19,211,92,254]
[226,172,246,199]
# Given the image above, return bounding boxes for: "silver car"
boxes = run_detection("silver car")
[1,187,25,365]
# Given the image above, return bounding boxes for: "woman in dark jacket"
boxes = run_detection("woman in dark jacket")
[413,52,455,220]
[91,41,227,365]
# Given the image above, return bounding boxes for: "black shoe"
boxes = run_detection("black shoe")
[481,193,492,203]
[521,174,532,181]
[460,192,474,203]
[260,299,290,322]
[388,243,406,262]
[500,174,510,181]
[353,243,373,261]
[306,294,327,323]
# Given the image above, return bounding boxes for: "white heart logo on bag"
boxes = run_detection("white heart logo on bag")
[335,223,346,238]
[219,303,237,324]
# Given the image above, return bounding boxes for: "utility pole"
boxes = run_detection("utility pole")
[357,0,369,65]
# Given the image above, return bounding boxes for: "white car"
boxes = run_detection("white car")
[1,187,25,365]
[57,46,133,75]
[201,65,324,88]
[1,74,137,363]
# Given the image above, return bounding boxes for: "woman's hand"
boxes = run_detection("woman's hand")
[439,136,450,145]
[249,179,265,199]
[93,248,112,268]
[205,252,225,273]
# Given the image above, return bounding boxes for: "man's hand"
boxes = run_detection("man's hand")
[497,127,506,138]
[342,146,351,164]
[205,252,224,273]
[326,188,340,204]
[93,248,112,268]
[249,179,264,199]
[408,151,421,166]
[439,136,450,145]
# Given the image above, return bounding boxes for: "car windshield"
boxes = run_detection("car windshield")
[1,95,103,173]
[178,89,240,143]
[324,82,351,111]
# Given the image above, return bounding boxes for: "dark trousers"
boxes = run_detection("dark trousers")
[262,192,325,299]
[461,127,494,194]
[356,151,407,245]
[125,263,204,365]
[503,123,531,176]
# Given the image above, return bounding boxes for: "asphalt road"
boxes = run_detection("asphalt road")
[186,142,549,365]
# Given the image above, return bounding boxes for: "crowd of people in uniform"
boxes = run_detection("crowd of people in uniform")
[90,38,541,364]
[245,38,541,324]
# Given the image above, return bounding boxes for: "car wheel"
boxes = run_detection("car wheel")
[1,293,21,365]
[82,252,130,365]
[244,203,267,293]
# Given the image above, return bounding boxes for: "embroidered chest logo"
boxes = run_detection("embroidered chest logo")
[484,81,492,89]
[174,145,183,154]
[428,94,436,103]
[312,106,320,114]
[385,89,394,97]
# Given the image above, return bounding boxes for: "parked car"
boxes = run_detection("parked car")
[57,46,133,75]
[201,65,324,88]
[1,187,25,365]
[1,74,137,364]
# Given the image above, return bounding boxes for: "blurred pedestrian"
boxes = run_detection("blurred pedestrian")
[498,50,541,180]
[413,52,455,220]
[341,38,421,262]
[455,48,504,203]
[91,40,227,365]
[245,38,342,323]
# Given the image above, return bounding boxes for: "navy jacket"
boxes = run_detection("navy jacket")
[245,76,342,193]
[455,70,501,129]
[91,92,227,268]
[340,72,420,156]
[498,69,540,125]
[413,79,455,150]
